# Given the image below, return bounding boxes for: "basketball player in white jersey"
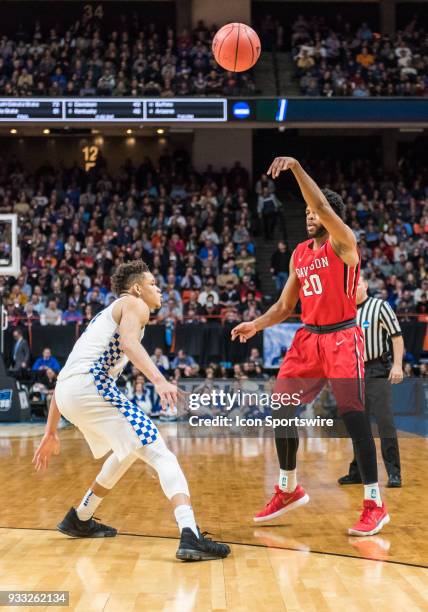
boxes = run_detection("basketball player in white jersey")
[33,260,230,562]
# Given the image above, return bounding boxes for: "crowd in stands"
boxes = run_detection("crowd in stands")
[0,152,265,378]
[291,16,427,96]
[0,144,426,406]
[0,16,255,97]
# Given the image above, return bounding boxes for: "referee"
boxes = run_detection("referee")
[338,271,404,488]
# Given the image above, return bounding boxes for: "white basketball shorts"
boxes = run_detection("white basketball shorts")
[55,373,159,462]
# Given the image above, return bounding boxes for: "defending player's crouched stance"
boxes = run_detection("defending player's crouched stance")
[33,261,230,562]
[232,156,389,537]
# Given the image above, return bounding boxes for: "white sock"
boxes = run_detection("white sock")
[364,483,382,507]
[279,469,297,493]
[174,504,198,537]
[76,489,103,521]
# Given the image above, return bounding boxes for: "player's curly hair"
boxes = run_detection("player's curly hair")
[321,188,346,220]
[111,260,150,295]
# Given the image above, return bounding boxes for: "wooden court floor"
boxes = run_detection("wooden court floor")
[0,425,427,611]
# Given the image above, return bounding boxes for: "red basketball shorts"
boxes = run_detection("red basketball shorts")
[274,326,365,415]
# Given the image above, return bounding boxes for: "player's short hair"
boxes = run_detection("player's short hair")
[321,188,346,220]
[111,260,150,295]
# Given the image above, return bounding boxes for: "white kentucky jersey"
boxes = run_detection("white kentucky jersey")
[58,297,144,382]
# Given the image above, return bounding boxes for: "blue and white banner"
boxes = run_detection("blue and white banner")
[263,323,302,368]
[0,389,13,411]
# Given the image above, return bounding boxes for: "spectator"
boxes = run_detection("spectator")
[242,297,262,321]
[201,295,221,319]
[296,49,315,72]
[217,261,240,288]
[199,239,219,262]
[38,367,57,413]
[415,280,428,304]
[271,241,291,293]
[157,298,183,324]
[219,279,240,308]
[403,363,413,377]
[233,221,251,246]
[248,348,263,367]
[22,302,40,328]
[180,266,202,289]
[356,47,375,69]
[183,306,200,324]
[10,328,30,372]
[258,186,282,240]
[236,247,256,277]
[183,290,204,316]
[62,301,84,325]
[233,364,243,379]
[198,278,219,307]
[40,299,62,325]
[128,380,153,416]
[32,347,61,373]
[171,349,196,369]
[150,347,170,373]
[292,16,427,97]
[418,364,428,378]
[124,369,144,398]
[255,173,275,196]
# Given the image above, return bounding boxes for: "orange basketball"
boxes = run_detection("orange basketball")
[212,23,261,72]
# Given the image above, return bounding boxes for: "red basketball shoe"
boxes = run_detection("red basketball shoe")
[254,485,309,523]
[348,500,390,536]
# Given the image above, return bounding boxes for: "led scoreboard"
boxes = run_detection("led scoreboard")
[146,100,226,120]
[0,100,63,120]
[0,99,227,122]
[0,98,426,124]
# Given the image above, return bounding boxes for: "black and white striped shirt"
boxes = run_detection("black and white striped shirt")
[357,297,402,362]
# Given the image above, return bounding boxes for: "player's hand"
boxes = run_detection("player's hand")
[388,365,403,384]
[267,156,298,179]
[155,379,179,411]
[32,432,60,472]
[231,321,257,343]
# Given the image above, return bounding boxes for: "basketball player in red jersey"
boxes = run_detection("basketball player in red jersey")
[232,157,389,536]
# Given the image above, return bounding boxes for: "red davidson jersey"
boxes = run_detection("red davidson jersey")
[293,238,359,326]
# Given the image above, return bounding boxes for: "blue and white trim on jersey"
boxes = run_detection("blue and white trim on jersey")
[90,332,158,447]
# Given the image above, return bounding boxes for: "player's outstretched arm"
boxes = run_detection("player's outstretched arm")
[118,296,178,410]
[267,156,358,267]
[32,393,61,471]
[231,256,300,342]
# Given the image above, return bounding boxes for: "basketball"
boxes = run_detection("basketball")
[212,23,261,72]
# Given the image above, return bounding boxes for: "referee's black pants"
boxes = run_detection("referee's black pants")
[347,360,401,479]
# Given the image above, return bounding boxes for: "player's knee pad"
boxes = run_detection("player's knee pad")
[134,437,190,499]
[95,452,137,490]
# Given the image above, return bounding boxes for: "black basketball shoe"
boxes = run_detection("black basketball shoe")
[176,527,231,561]
[57,507,117,538]
[338,474,362,485]
[387,473,402,488]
